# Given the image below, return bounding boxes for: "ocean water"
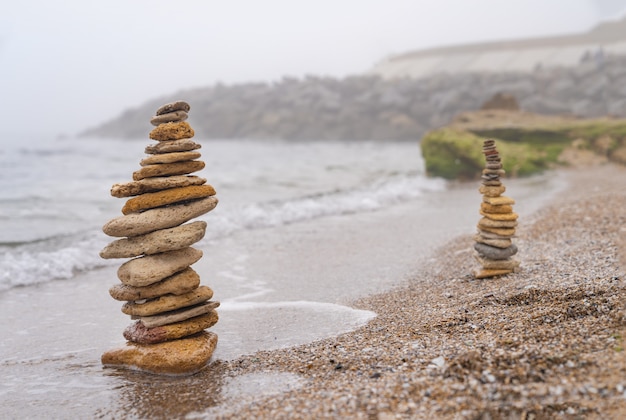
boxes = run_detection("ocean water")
[0,135,445,292]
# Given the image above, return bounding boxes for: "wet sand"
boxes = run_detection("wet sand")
[3,165,623,418]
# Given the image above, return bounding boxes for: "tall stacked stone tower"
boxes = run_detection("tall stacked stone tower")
[100,101,220,375]
[473,139,520,279]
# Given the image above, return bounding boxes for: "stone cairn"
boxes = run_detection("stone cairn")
[100,101,220,375]
[473,139,520,279]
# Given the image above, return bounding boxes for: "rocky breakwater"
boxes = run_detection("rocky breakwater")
[473,139,520,279]
[100,101,220,375]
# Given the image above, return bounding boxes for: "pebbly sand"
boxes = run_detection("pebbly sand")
[204,163,626,420]
[215,163,624,419]
[2,163,624,419]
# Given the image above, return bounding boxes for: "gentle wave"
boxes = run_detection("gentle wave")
[0,232,115,292]
[203,173,446,238]
[0,174,445,292]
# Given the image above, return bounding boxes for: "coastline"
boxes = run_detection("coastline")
[207,163,626,419]
[2,163,624,418]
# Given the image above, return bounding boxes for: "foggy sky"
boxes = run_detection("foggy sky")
[0,0,623,137]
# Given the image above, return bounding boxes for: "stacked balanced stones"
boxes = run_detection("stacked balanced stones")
[100,101,220,375]
[473,139,520,279]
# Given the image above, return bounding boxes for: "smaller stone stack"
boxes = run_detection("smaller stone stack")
[473,139,520,279]
[100,101,220,375]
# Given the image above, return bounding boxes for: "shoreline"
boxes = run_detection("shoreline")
[2,163,624,418]
[204,163,626,419]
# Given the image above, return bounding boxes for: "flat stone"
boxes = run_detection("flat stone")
[140,151,201,166]
[103,196,218,237]
[477,229,516,239]
[481,177,500,184]
[473,268,514,279]
[473,234,512,249]
[134,301,220,328]
[156,101,191,116]
[483,195,515,206]
[145,138,201,155]
[474,255,520,270]
[109,268,200,301]
[117,247,203,287]
[133,160,205,181]
[122,185,216,215]
[479,185,505,197]
[480,210,519,221]
[485,162,503,170]
[122,285,214,316]
[478,217,518,228]
[123,311,219,344]
[101,331,217,376]
[474,242,518,259]
[110,176,207,198]
[150,110,188,126]
[480,202,513,214]
[100,221,207,259]
[149,122,194,141]
[481,173,500,180]
[477,225,516,236]
[482,169,505,176]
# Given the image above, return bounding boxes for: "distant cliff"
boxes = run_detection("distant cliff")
[372,16,626,79]
[80,54,626,141]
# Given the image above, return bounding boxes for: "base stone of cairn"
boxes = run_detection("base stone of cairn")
[101,101,220,375]
[472,139,520,279]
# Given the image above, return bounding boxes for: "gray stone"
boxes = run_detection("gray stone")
[474,242,518,260]
[156,101,191,116]
[150,110,188,126]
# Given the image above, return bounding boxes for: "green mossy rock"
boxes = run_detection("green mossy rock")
[420,110,626,180]
[421,128,548,180]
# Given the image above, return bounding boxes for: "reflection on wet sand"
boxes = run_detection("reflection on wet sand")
[98,362,303,418]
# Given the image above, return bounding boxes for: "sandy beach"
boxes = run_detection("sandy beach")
[202,163,624,419]
[1,163,624,419]
[199,163,625,419]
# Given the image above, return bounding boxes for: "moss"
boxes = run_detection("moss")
[568,121,626,141]
[469,128,572,146]
[420,129,484,180]
[421,113,626,180]
[421,129,554,179]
